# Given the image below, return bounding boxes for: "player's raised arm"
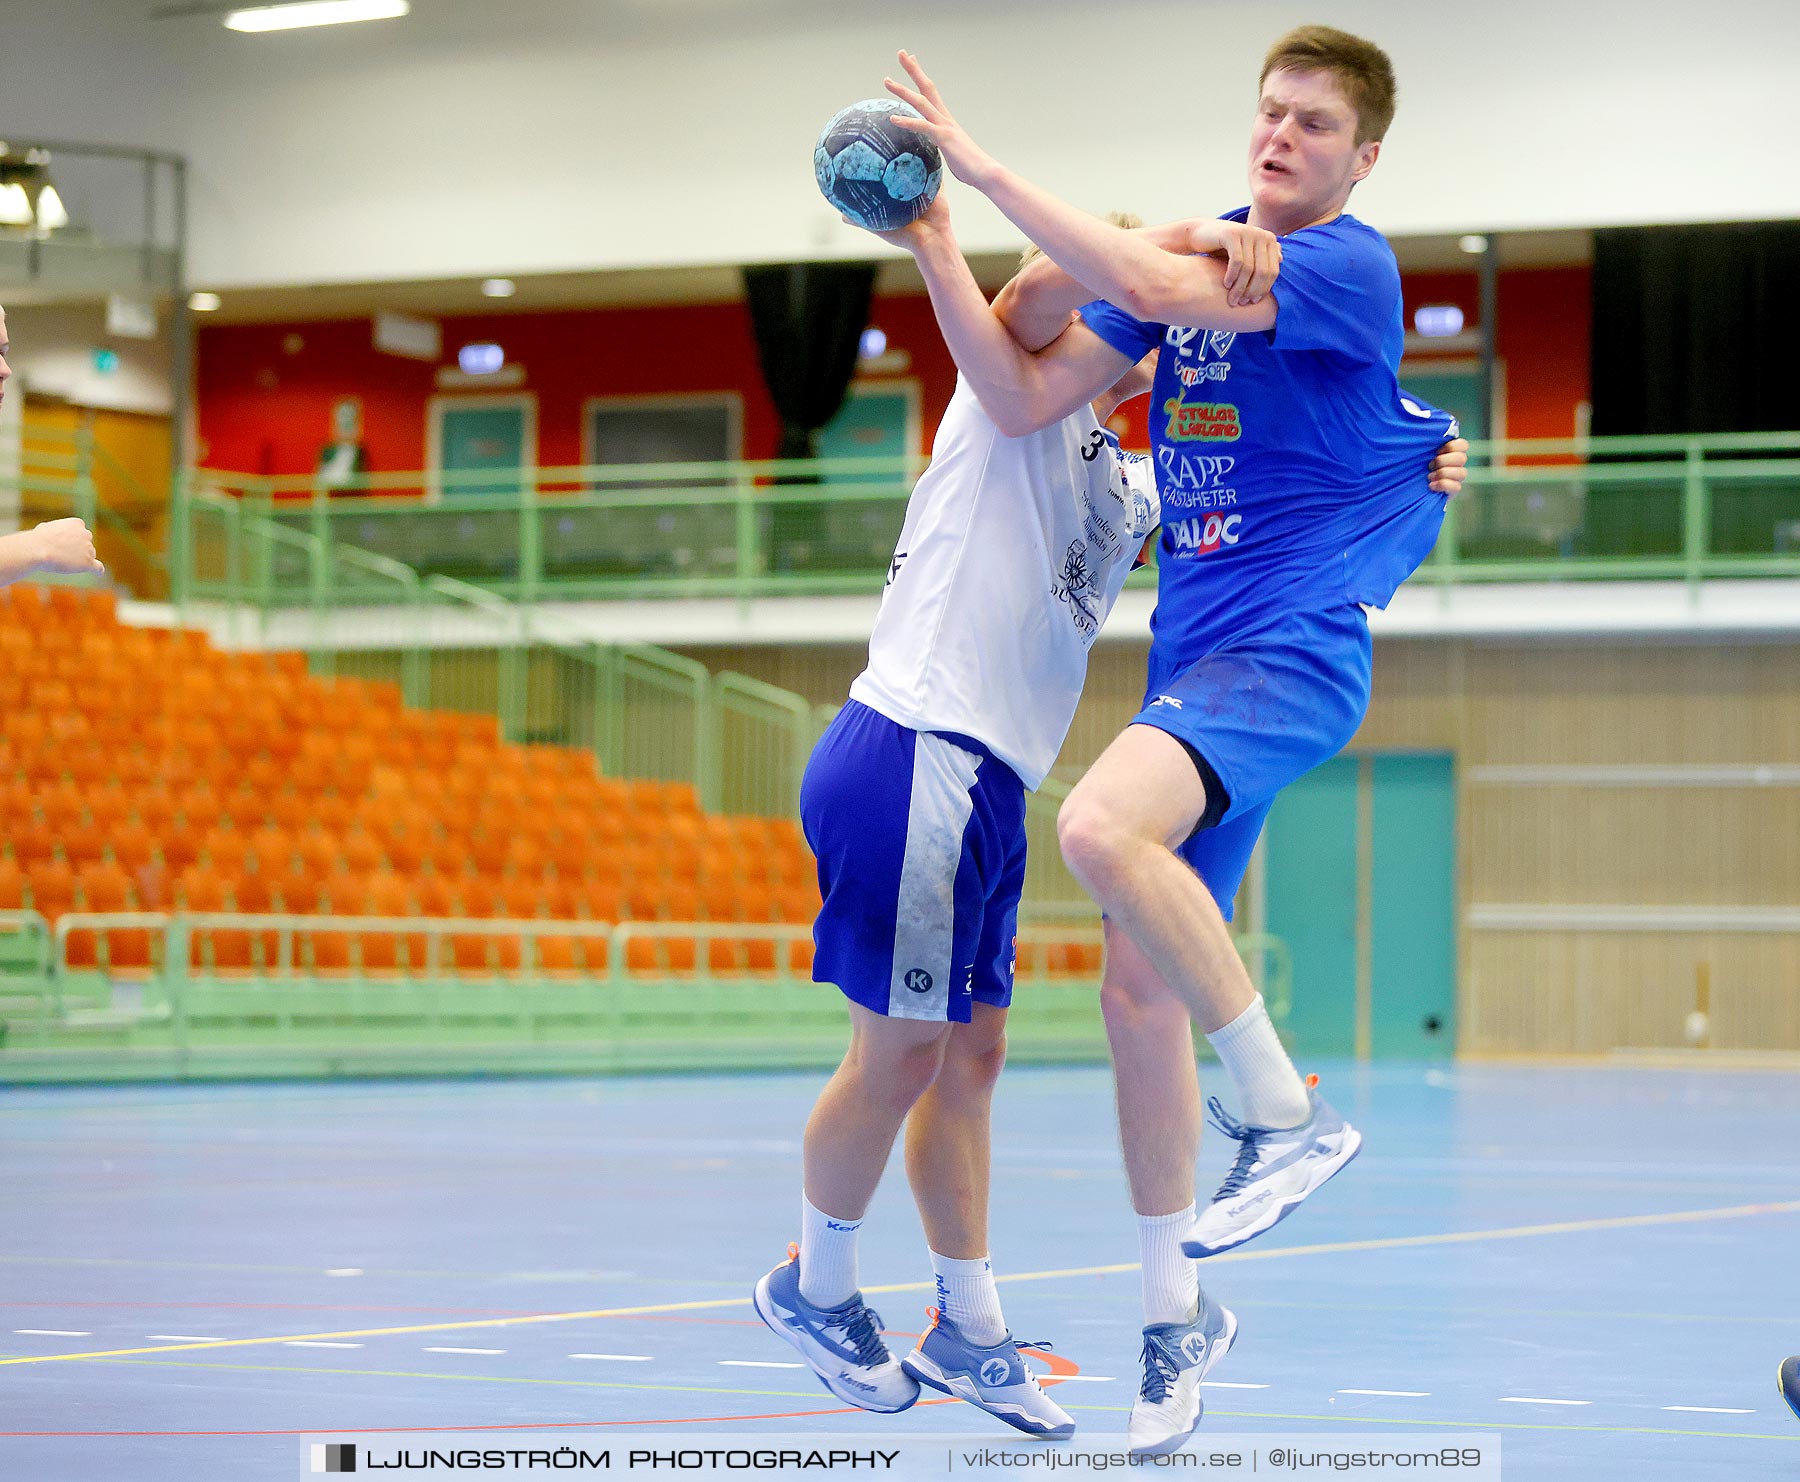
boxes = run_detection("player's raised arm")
[995,218,1282,348]
[861,194,1133,437]
[887,52,1280,333]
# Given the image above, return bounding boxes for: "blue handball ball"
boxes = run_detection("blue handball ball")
[814,98,943,233]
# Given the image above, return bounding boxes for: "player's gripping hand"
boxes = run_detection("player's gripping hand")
[30,517,104,575]
[884,50,1003,192]
[1429,438,1470,498]
[1184,220,1282,308]
[847,188,953,253]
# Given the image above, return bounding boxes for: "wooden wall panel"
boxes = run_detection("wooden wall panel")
[1466,931,1800,1054]
[679,632,1800,1054]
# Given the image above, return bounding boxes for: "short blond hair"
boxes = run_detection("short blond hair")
[1019,211,1143,272]
[1260,25,1396,144]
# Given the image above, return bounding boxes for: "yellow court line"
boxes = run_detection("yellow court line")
[89,1356,820,1401]
[4,1198,1796,1369]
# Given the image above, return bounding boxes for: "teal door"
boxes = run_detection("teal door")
[1369,754,1457,1056]
[778,386,915,575]
[815,386,912,482]
[1262,752,1457,1060]
[1262,756,1360,1057]
[437,400,532,500]
[1398,365,1486,442]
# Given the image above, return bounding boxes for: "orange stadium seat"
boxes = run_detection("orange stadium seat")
[28,858,78,921]
[0,856,27,910]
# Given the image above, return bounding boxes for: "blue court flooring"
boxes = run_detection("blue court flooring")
[2,1061,1797,1479]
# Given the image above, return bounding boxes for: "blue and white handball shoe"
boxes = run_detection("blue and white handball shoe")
[1127,1295,1239,1457]
[1183,1079,1362,1258]
[901,1310,1075,1439]
[752,1245,919,1413]
[1780,1355,1800,1422]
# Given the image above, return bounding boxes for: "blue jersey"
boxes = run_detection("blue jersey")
[1081,208,1459,657]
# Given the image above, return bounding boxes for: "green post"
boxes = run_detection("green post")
[402,576,428,708]
[499,606,529,742]
[164,918,191,1064]
[169,467,190,611]
[1683,441,1709,593]
[519,474,542,604]
[592,642,620,775]
[734,470,759,600]
[255,487,278,627]
[1432,488,1460,605]
[696,671,719,812]
[310,481,333,608]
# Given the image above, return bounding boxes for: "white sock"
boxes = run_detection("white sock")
[1205,993,1311,1130]
[798,1194,861,1310]
[929,1251,1007,1347]
[1137,1205,1201,1327]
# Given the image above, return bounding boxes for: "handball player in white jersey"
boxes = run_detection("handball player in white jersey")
[752,200,1284,1438]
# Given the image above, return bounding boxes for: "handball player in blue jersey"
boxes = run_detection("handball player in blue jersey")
[884,26,1468,1452]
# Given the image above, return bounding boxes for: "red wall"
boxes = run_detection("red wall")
[195,266,1590,475]
[196,295,959,476]
[1400,266,1593,441]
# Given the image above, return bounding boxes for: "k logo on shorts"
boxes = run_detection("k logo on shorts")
[903,968,933,994]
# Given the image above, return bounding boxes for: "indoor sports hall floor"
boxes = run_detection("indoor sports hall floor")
[3,1061,1797,1479]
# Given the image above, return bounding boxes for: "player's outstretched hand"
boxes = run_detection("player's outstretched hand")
[1183,220,1282,307]
[847,189,952,252]
[1429,438,1470,498]
[30,517,104,575]
[884,50,1002,192]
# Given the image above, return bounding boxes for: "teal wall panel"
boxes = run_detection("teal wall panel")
[1370,753,1458,1058]
[1263,756,1359,1058]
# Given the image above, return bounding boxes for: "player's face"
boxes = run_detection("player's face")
[1247,69,1379,231]
[0,307,10,408]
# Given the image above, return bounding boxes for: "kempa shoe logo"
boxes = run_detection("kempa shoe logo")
[979,1358,1012,1387]
[310,1442,356,1473]
[1179,1333,1210,1365]
[903,968,933,993]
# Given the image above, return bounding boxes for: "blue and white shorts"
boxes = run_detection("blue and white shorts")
[801,699,1027,1024]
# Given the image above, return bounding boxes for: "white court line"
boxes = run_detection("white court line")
[570,1353,653,1362]
[719,1360,804,1369]
[17,1196,1796,1371]
[1500,1396,1591,1406]
[286,1341,364,1349]
[1203,1381,1268,1390]
[1054,1375,1116,1383]
[1663,1405,1755,1414]
[424,1347,506,1355]
[1339,1389,1432,1397]
[13,1330,91,1336]
[148,1335,219,1342]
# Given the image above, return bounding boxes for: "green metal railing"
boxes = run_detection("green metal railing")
[173,433,1800,610]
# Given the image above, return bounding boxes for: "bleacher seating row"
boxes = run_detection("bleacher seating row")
[0,583,819,975]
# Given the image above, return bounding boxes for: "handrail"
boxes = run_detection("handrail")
[186,431,1800,497]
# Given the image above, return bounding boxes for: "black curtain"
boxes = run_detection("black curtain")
[1591,220,1800,436]
[742,262,877,463]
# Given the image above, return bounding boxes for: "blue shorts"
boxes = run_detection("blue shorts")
[1134,605,1372,919]
[801,699,1027,1024]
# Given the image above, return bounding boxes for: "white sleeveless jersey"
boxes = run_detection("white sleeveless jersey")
[849,376,1160,790]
